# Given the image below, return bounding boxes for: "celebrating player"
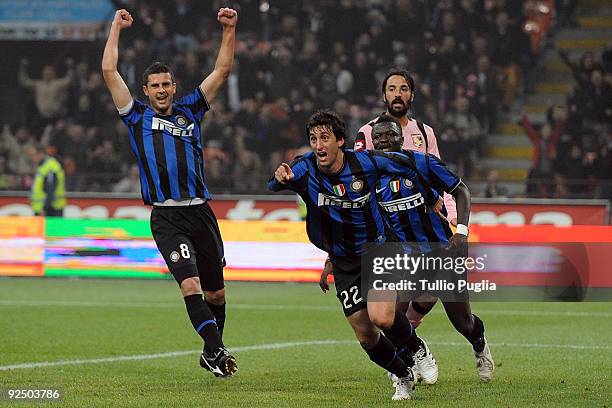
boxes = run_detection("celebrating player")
[355,69,457,224]
[356,69,466,350]
[102,8,238,377]
[323,114,494,383]
[268,110,442,400]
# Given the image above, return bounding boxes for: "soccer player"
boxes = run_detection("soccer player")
[325,114,495,383]
[102,8,238,377]
[268,110,442,400]
[356,69,457,225]
[355,69,456,340]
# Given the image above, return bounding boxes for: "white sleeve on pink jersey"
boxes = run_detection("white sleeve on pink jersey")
[424,123,458,222]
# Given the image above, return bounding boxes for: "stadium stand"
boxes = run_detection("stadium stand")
[0,0,609,199]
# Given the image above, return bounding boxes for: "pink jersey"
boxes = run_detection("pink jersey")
[355,116,458,222]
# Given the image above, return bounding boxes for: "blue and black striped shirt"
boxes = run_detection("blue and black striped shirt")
[376,150,460,247]
[119,87,210,205]
[268,150,439,256]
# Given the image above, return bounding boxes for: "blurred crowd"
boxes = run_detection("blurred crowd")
[0,0,575,196]
[519,45,612,199]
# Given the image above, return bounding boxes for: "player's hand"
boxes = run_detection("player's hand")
[217,7,238,28]
[113,9,133,30]
[447,233,468,258]
[274,163,294,184]
[319,259,333,293]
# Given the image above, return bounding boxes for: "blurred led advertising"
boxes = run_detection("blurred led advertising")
[0,217,611,289]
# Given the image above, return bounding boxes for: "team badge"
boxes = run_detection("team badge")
[403,179,413,188]
[176,115,188,127]
[170,251,180,262]
[350,178,364,192]
[411,134,424,147]
[390,180,401,193]
[332,184,346,196]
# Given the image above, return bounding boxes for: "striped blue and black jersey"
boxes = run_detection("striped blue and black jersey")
[268,149,439,257]
[119,87,211,205]
[376,150,460,246]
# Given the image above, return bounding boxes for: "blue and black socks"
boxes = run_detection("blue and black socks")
[363,334,410,378]
[205,300,226,337]
[184,294,223,353]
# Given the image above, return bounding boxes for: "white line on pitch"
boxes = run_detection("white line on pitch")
[0,299,610,317]
[0,299,337,311]
[1,339,609,371]
[0,340,353,371]
[429,341,612,350]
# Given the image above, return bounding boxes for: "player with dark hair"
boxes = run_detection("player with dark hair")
[356,69,457,224]
[355,69,459,342]
[102,8,238,377]
[268,110,443,401]
[323,114,495,383]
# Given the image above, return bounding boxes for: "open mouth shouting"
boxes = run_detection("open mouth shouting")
[316,151,328,162]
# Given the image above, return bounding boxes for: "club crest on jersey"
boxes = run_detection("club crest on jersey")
[403,179,414,188]
[411,134,424,147]
[175,115,188,126]
[170,251,180,262]
[333,184,346,196]
[350,178,364,192]
[390,180,401,193]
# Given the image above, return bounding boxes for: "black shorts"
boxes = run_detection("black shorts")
[150,202,225,290]
[330,254,367,317]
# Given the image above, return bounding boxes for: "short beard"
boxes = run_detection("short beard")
[387,101,410,118]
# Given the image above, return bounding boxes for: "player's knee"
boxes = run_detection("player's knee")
[204,288,225,305]
[180,277,202,296]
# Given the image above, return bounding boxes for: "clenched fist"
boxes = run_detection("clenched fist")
[113,9,133,30]
[217,7,238,28]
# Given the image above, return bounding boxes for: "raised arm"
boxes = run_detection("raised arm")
[102,9,134,109]
[200,8,238,102]
[18,59,35,89]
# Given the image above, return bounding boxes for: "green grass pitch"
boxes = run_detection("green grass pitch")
[0,278,610,407]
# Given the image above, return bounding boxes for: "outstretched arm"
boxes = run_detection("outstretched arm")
[102,9,134,110]
[200,8,238,102]
[268,158,309,192]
